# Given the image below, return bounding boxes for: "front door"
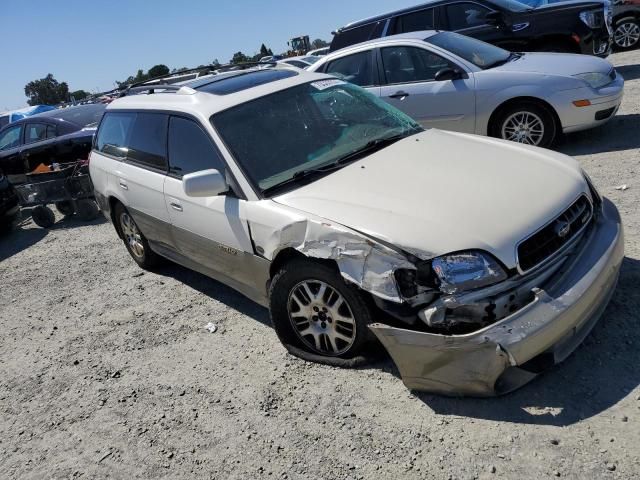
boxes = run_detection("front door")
[378,45,476,133]
[162,115,255,284]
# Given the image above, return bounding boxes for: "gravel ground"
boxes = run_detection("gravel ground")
[1,50,640,480]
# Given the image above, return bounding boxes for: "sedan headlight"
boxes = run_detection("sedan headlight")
[573,72,612,89]
[431,251,508,295]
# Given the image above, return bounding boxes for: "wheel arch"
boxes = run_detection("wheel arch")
[108,195,125,239]
[488,96,562,138]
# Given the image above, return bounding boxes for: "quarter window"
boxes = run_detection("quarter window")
[168,116,224,177]
[325,51,375,87]
[0,125,22,150]
[381,46,456,84]
[96,112,135,159]
[126,113,168,170]
[446,2,491,30]
[394,9,435,34]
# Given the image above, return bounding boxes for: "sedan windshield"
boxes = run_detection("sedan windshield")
[426,32,513,69]
[212,81,421,194]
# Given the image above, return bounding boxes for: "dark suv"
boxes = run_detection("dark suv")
[330,0,613,57]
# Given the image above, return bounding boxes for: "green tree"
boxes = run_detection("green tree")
[24,74,69,106]
[311,38,329,50]
[231,51,250,64]
[147,64,170,79]
[259,43,274,57]
[70,89,89,101]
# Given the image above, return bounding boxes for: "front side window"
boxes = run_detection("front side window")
[168,116,224,177]
[96,112,135,158]
[325,51,375,87]
[0,125,22,150]
[212,81,421,194]
[25,123,49,144]
[425,31,511,69]
[394,8,435,34]
[446,2,491,30]
[126,113,168,170]
[381,46,456,84]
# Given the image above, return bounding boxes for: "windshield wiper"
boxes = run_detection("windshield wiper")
[262,131,417,196]
[486,52,521,69]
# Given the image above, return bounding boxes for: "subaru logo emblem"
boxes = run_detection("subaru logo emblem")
[554,220,571,238]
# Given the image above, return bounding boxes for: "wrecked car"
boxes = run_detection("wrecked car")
[89,66,624,396]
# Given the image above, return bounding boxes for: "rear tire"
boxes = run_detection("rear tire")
[55,201,75,216]
[32,206,56,228]
[114,202,161,269]
[613,17,640,51]
[269,258,374,366]
[76,199,99,221]
[491,101,557,149]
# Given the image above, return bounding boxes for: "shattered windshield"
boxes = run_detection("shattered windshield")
[211,80,422,194]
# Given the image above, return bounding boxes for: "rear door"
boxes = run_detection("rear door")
[163,115,255,283]
[0,124,25,183]
[95,111,173,248]
[21,122,57,172]
[378,44,476,132]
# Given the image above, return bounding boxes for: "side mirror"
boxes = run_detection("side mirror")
[434,68,463,82]
[485,11,505,26]
[182,169,228,197]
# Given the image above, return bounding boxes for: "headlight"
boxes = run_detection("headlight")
[573,72,612,89]
[431,251,508,294]
[579,10,600,28]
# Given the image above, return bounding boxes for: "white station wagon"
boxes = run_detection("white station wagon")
[90,67,623,396]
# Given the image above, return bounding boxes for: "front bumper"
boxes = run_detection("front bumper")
[557,74,624,134]
[369,198,623,396]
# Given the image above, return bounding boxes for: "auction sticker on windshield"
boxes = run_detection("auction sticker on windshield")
[310,79,346,90]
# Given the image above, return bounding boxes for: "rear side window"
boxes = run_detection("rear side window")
[96,112,135,159]
[127,113,168,170]
[325,51,375,87]
[0,125,22,150]
[446,3,491,30]
[168,116,224,177]
[25,123,52,144]
[393,8,435,34]
[330,21,385,51]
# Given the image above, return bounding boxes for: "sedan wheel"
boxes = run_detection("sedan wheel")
[288,279,357,356]
[614,19,640,50]
[501,111,545,146]
[120,211,145,260]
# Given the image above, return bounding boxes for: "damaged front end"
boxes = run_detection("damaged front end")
[370,198,624,396]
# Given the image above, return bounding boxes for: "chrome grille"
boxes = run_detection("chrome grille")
[517,196,593,272]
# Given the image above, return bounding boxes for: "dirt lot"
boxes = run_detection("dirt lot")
[2,51,640,480]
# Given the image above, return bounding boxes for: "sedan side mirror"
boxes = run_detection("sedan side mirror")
[182,169,228,197]
[434,68,463,82]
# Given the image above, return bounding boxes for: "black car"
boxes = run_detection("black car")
[0,103,106,184]
[330,0,613,57]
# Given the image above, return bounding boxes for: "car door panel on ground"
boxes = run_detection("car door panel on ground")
[96,111,173,247]
[377,45,476,132]
[163,115,256,286]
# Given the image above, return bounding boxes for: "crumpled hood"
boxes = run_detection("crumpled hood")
[494,52,613,77]
[274,130,588,268]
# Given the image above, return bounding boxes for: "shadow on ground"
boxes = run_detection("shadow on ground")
[558,113,640,156]
[410,256,640,426]
[616,63,640,81]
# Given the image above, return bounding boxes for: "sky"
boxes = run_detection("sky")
[2,0,420,110]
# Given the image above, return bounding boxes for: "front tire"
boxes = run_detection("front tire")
[491,101,557,148]
[269,259,373,366]
[613,17,640,51]
[114,203,161,269]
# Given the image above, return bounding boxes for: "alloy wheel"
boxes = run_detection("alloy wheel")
[614,22,640,49]
[287,279,356,356]
[501,111,545,146]
[120,212,145,259]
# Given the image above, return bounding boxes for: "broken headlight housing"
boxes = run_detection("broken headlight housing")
[431,251,508,295]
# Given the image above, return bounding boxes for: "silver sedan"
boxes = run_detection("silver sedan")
[307,31,624,148]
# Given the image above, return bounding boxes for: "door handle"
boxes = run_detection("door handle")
[118,180,128,190]
[389,91,410,100]
[170,202,183,212]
